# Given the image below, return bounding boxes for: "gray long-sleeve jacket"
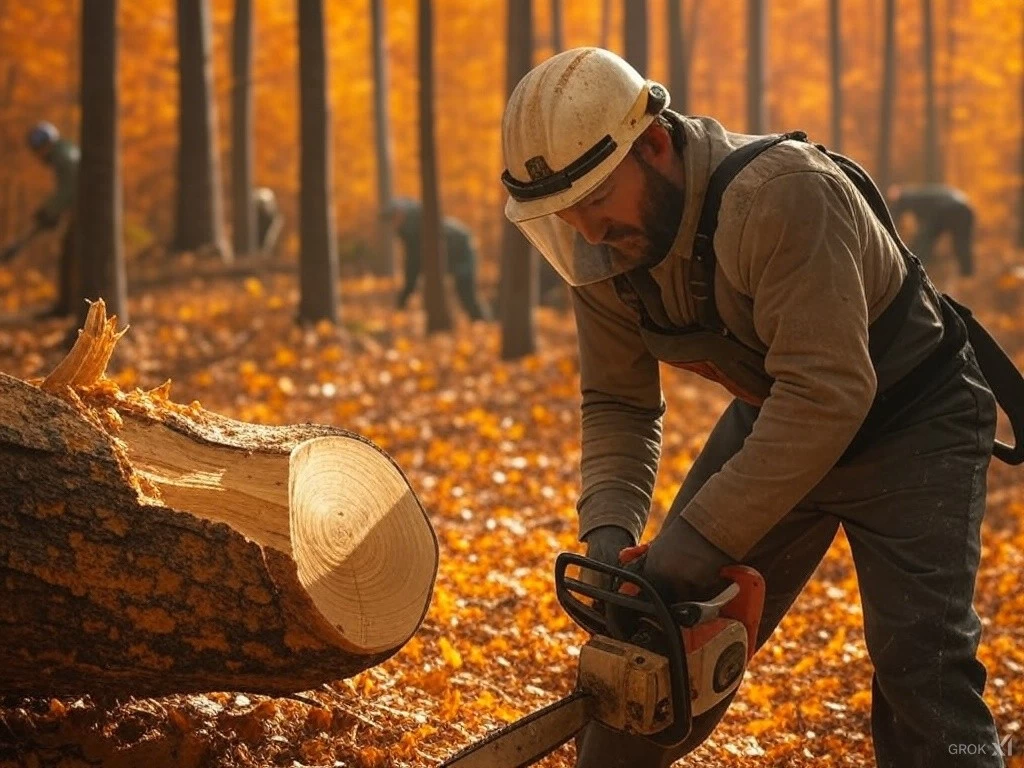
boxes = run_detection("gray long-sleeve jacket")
[572,115,944,560]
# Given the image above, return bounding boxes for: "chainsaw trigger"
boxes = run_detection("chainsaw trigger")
[670,582,740,627]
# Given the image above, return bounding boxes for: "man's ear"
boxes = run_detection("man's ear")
[633,121,673,165]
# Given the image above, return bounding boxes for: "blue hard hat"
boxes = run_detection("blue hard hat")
[26,121,59,150]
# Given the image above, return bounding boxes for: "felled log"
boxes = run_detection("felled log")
[0,301,438,698]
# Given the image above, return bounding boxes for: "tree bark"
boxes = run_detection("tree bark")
[76,0,127,329]
[624,0,648,77]
[417,0,452,334]
[667,0,688,116]
[297,0,340,324]
[174,0,230,261]
[0,305,437,699]
[922,0,940,182]
[501,0,536,360]
[829,0,843,152]
[747,0,767,134]
[231,0,256,258]
[371,0,395,278]
[878,0,897,192]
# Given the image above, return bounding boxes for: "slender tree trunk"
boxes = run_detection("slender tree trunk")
[922,0,940,182]
[747,0,767,133]
[297,0,339,323]
[829,0,843,152]
[943,0,958,181]
[551,0,564,52]
[501,0,536,360]
[174,0,230,261]
[371,0,395,278]
[624,0,648,77]
[685,0,702,92]
[538,0,565,306]
[878,0,897,192]
[76,0,126,329]
[1019,0,1024,248]
[667,0,688,115]
[600,0,611,50]
[417,0,452,334]
[231,0,256,258]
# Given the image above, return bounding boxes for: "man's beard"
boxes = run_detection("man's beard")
[606,156,685,270]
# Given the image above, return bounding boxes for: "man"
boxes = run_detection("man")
[890,183,975,278]
[502,48,1005,767]
[253,186,283,258]
[10,122,80,316]
[387,198,491,321]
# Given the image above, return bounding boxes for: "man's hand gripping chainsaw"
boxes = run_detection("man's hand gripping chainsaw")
[440,551,766,767]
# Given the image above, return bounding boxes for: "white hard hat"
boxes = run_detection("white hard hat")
[501,47,670,286]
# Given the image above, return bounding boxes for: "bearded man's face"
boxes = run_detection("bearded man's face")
[556,144,685,273]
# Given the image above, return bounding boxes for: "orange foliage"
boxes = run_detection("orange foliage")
[0,267,1022,766]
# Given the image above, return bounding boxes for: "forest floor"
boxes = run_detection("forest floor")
[0,254,1022,767]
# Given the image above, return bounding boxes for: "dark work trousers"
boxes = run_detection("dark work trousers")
[576,343,1001,768]
[52,215,78,316]
[913,207,975,278]
[452,267,490,321]
[397,258,491,322]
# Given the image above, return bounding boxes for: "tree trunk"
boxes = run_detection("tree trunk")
[174,0,230,261]
[537,0,565,307]
[667,0,688,116]
[747,0,767,134]
[551,0,564,52]
[624,0,648,77]
[231,0,256,258]
[297,0,340,324]
[684,0,702,95]
[371,0,395,278]
[501,0,536,360]
[1019,0,1024,248]
[829,0,843,152]
[878,0,897,192]
[600,0,611,50]
[417,0,452,334]
[922,0,940,182]
[0,303,437,699]
[943,0,958,181]
[76,0,127,329]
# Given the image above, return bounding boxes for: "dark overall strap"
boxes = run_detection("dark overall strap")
[944,296,1024,465]
[691,132,810,333]
[616,132,808,335]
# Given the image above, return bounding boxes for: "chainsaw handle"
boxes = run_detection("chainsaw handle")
[554,552,693,746]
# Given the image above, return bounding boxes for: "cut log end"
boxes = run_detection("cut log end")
[290,437,437,654]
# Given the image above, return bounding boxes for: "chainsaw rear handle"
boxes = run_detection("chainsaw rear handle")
[554,552,693,747]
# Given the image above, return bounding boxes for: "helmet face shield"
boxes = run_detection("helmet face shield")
[512,206,634,287]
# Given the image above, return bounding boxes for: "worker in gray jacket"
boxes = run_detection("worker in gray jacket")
[500,48,1017,768]
[889,183,975,277]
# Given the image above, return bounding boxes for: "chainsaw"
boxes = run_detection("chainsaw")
[440,549,766,767]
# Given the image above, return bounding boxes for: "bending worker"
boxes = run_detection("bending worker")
[386,198,492,321]
[501,48,1012,767]
[890,183,975,277]
[1,122,80,316]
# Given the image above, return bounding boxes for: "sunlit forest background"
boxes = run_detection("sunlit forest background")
[1,0,1021,273]
[1,2,1023,767]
